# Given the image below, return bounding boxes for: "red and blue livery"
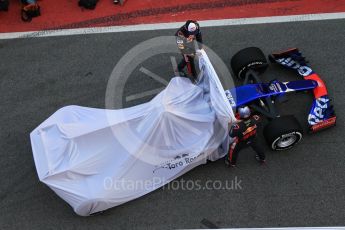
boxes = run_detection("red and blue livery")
[225,47,336,150]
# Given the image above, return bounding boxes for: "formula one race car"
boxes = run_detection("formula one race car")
[225,47,336,150]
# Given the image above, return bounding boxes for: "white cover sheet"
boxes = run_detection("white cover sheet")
[30,50,236,216]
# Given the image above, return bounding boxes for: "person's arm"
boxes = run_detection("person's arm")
[229,123,243,139]
[175,27,181,37]
[175,25,187,37]
[251,115,261,126]
[194,21,203,48]
[195,31,203,49]
[196,31,203,43]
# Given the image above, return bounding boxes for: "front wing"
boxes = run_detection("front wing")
[270,48,336,132]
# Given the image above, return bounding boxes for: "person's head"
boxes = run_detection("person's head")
[238,106,251,119]
[185,20,198,35]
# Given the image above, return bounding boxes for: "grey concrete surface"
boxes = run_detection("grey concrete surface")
[0,19,344,229]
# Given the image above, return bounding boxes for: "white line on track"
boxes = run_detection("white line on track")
[1,12,345,39]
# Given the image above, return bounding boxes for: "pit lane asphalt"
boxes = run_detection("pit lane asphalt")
[0,19,344,229]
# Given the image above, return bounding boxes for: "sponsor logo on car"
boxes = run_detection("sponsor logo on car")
[277,57,313,77]
[308,96,330,125]
[153,152,204,173]
[310,116,336,132]
[224,90,236,107]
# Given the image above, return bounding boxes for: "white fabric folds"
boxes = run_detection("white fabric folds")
[30,50,236,216]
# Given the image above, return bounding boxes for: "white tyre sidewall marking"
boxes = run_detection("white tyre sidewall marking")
[271,131,303,150]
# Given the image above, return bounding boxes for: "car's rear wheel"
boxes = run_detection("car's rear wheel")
[231,47,268,80]
[263,115,303,151]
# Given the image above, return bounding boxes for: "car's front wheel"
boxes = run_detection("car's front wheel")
[230,47,268,80]
[264,115,303,151]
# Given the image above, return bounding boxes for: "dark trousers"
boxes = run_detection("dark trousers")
[228,138,265,165]
[177,54,197,80]
[0,0,9,11]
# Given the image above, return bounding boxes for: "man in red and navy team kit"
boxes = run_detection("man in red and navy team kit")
[175,20,203,81]
[225,106,266,167]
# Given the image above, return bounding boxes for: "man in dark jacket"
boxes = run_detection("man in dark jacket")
[225,106,266,167]
[175,20,203,82]
[21,0,40,22]
[0,0,9,11]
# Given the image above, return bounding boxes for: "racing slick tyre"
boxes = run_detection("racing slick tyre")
[231,47,268,80]
[263,115,303,151]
